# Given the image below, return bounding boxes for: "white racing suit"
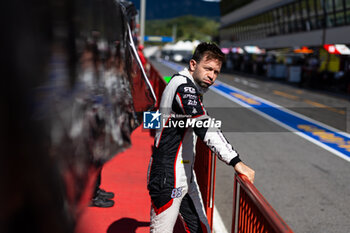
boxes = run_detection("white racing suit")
[147,68,241,233]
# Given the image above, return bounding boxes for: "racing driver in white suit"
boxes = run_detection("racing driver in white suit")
[147,42,255,233]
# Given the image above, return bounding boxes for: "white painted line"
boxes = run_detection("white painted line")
[248,83,259,88]
[213,205,229,233]
[215,80,350,138]
[158,59,350,162]
[210,82,350,163]
[233,78,259,88]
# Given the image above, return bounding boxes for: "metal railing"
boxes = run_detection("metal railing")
[232,174,293,233]
[148,63,167,109]
[194,139,217,230]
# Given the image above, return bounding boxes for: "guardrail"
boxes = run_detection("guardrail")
[145,58,167,137]
[148,63,167,109]
[194,139,217,230]
[232,174,293,233]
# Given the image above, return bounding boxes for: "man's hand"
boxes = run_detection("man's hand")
[234,162,255,184]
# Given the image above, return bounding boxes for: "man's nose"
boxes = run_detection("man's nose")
[208,71,215,81]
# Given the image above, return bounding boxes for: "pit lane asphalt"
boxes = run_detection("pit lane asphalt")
[150,59,350,233]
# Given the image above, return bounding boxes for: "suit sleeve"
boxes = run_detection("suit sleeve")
[174,83,241,167]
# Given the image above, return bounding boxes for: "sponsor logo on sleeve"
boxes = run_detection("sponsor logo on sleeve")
[184,87,196,94]
[182,94,197,99]
[187,100,198,106]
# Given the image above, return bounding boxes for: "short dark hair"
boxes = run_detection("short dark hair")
[191,42,225,64]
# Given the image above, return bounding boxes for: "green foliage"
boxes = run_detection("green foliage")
[145,15,219,43]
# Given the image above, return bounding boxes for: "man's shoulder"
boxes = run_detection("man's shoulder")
[173,72,197,85]
[161,74,187,98]
[169,73,188,84]
[172,76,199,95]
[166,74,191,90]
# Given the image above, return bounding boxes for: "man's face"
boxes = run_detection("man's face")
[189,56,222,89]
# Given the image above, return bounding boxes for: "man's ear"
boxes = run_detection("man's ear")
[189,59,196,71]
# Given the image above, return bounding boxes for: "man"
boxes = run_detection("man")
[90,169,115,208]
[147,42,255,233]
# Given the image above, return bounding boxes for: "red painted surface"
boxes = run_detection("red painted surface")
[75,127,153,233]
[75,60,215,233]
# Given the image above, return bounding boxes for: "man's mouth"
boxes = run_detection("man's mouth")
[204,80,212,85]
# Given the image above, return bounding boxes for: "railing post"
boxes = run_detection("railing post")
[232,175,238,233]
[194,138,217,231]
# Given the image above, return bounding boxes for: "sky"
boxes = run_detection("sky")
[128,0,221,20]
